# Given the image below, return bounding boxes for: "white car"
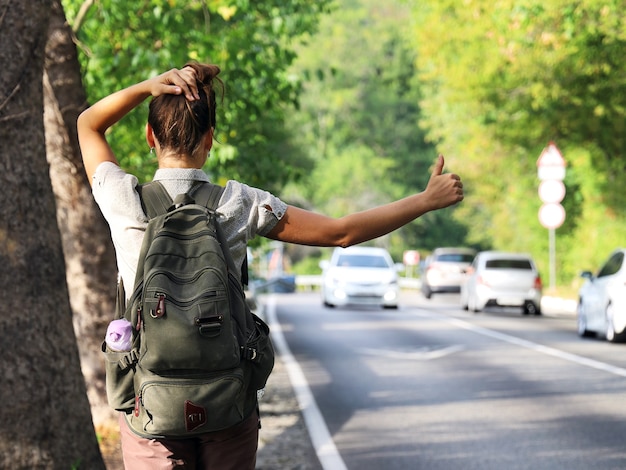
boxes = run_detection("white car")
[460,251,543,315]
[420,247,476,298]
[577,248,626,342]
[321,246,399,309]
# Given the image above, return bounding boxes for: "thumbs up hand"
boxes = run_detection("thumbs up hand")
[424,155,464,209]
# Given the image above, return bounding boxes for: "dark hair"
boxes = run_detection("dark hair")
[148,62,223,157]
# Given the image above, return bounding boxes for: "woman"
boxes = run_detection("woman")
[77,62,463,469]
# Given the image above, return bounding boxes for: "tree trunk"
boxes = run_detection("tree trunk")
[43,0,118,427]
[0,0,105,467]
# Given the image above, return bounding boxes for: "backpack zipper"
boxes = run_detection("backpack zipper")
[150,293,166,318]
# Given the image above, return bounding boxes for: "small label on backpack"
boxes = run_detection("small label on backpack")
[185,400,207,432]
[134,395,140,417]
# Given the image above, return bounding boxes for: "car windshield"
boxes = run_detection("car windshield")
[437,254,474,263]
[485,259,532,269]
[337,254,390,268]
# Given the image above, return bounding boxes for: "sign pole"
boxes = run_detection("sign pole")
[549,227,556,290]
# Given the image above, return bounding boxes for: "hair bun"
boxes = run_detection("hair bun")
[184,61,221,83]
[204,64,221,80]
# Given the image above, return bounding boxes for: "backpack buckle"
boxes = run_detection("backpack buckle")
[242,346,259,362]
[119,349,139,370]
[195,315,223,337]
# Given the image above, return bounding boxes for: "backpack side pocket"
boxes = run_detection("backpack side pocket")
[102,342,138,412]
[243,313,275,391]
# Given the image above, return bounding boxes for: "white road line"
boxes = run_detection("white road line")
[434,312,626,378]
[358,345,465,360]
[265,295,348,470]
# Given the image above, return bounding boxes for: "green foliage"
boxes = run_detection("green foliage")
[411,0,626,284]
[307,145,394,217]
[64,0,626,288]
[284,0,471,256]
[62,0,332,190]
[291,255,324,276]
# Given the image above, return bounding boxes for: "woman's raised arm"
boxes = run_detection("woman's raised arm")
[266,155,463,247]
[77,68,200,184]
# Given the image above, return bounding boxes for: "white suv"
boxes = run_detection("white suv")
[460,251,543,315]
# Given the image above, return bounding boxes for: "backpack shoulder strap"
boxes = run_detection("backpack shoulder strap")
[137,181,173,218]
[189,182,250,286]
[190,182,225,210]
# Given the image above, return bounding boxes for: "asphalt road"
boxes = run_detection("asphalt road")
[266,290,626,470]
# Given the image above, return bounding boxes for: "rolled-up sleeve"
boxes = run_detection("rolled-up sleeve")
[217,181,287,271]
[219,181,287,238]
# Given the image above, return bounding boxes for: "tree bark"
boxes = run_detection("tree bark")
[0,0,105,467]
[43,0,118,427]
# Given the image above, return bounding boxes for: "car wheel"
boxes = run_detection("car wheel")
[523,301,541,316]
[422,286,432,299]
[605,303,625,342]
[606,310,616,342]
[469,294,480,313]
[577,301,594,338]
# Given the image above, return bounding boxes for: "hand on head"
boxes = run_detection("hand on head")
[150,67,200,101]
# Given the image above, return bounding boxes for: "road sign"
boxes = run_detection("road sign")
[537,141,566,290]
[539,203,565,229]
[403,250,420,266]
[537,142,566,180]
[537,142,566,226]
[538,179,566,204]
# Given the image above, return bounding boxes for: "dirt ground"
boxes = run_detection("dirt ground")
[98,356,320,470]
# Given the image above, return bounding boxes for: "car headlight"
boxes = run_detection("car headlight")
[333,288,347,300]
[384,290,397,301]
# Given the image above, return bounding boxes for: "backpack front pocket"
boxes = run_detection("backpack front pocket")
[130,369,246,437]
[140,269,240,372]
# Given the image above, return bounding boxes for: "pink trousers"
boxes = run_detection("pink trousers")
[118,410,259,469]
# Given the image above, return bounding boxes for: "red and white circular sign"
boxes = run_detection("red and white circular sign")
[538,203,566,229]
[403,250,420,266]
[538,180,566,204]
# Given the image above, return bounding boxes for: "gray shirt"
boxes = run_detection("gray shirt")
[92,162,287,297]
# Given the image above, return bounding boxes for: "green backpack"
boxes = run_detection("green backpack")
[102,181,274,438]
